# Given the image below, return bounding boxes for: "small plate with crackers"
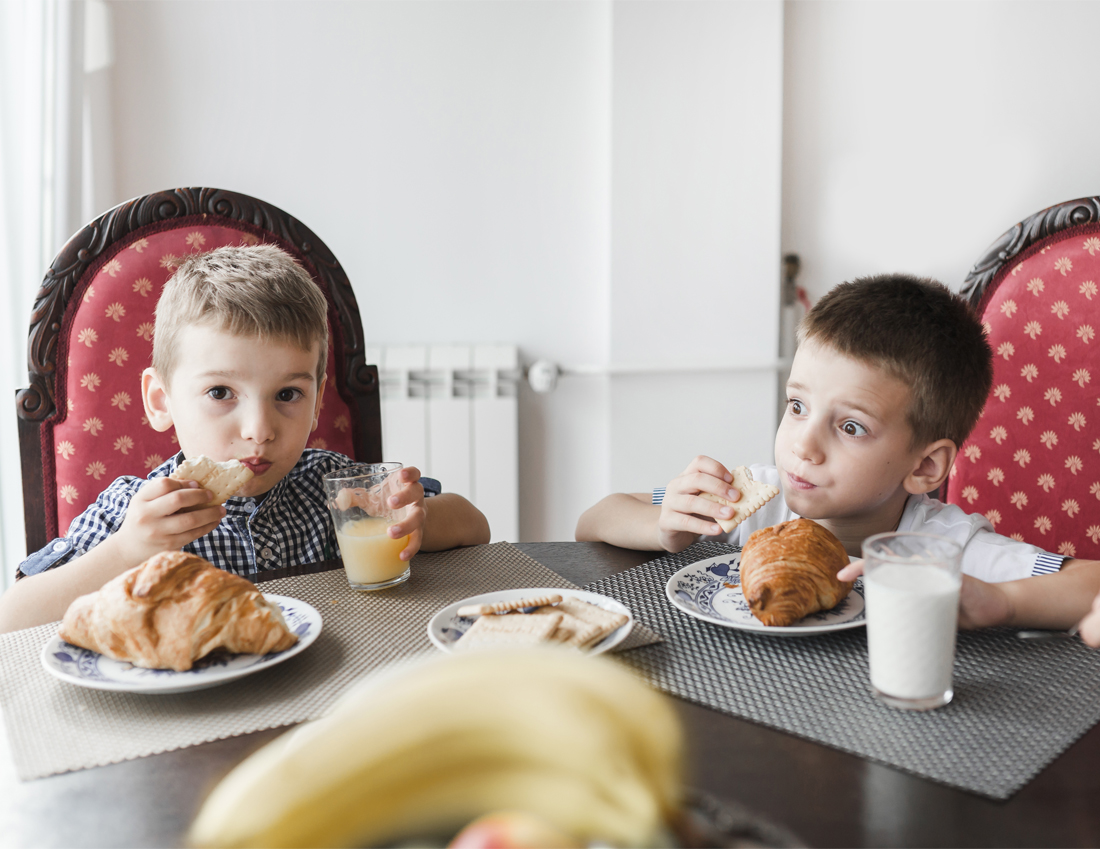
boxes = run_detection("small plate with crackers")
[428,589,634,655]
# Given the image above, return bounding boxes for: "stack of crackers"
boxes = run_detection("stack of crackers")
[455,593,629,652]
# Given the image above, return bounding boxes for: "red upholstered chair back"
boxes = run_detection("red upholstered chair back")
[946,198,1100,560]
[17,188,381,555]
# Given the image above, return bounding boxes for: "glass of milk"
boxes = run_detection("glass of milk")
[862,532,963,711]
[323,463,412,590]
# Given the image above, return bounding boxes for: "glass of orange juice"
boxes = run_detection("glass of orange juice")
[323,463,411,590]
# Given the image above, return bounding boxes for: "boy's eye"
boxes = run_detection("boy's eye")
[788,399,804,415]
[207,386,232,401]
[276,388,304,403]
[841,420,867,437]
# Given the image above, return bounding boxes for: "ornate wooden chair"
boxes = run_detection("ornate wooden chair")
[16,188,382,556]
[945,197,1100,560]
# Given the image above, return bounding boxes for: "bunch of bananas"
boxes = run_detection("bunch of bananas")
[189,646,683,848]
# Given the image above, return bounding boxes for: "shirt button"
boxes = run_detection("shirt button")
[52,542,67,552]
[243,501,256,514]
[261,547,274,560]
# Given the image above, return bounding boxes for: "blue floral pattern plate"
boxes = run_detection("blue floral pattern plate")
[665,553,865,636]
[39,595,323,694]
[427,588,634,655]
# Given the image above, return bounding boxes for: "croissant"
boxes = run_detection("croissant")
[739,518,852,627]
[58,550,298,671]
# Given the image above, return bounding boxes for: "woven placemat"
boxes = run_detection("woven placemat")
[589,541,1100,800]
[0,542,659,781]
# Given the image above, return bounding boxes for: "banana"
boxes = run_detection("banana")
[188,647,683,848]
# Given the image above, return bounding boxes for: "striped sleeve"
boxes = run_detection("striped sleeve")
[652,487,665,505]
[1031,552,1067,576]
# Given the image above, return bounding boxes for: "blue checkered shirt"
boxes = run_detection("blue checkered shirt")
[19,450,441,579]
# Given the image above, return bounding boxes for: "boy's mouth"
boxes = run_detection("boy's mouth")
[785,471,817,491]
[240,458,273,476]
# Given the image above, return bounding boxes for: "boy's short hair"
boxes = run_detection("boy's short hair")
[797,274,993,449]
[153,244,329,385]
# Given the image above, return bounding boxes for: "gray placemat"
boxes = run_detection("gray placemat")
[0,542,659,781]
[588,541,1100,800]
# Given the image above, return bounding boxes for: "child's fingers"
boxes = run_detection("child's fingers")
[673,471,741,502]
[135,477,218,516]
[682,455,732,482]
[158,504,226,535]
[388,481,425,510]
[836,559,864,582]
[659,508,723,537]
[135,476,199,502]
[398,466,422,484]
[399,528,423,561]
[665,491,735,521]
[388,501,425,539]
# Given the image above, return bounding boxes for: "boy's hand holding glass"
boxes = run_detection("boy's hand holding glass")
[114,477,226,565]
[838,560,1016,632]
[657,455,741,553]
[324,463,425,591]
[384,466,426,561]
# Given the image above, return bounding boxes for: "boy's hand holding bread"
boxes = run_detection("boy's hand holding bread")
[657,456,778,553]
[113,456,253,568]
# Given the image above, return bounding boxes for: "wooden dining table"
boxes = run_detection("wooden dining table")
[3,541,1099,848]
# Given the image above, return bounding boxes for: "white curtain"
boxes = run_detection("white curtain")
[0,0,113,589]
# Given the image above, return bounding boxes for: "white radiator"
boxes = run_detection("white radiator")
[366,345,520,543]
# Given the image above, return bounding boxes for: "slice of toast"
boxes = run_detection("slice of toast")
[700,465,779,533]
[170,456,254,506]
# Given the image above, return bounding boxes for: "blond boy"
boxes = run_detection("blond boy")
[0,245,490,632]
[577,274,1100,632]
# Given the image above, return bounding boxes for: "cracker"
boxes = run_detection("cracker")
[455,610,563,651]
[170,456,254,507]
[700,465,779,533]
[457,594,564,617]
[538,597,628,649]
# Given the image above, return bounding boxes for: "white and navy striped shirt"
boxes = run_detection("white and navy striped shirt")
[19,450,441,579]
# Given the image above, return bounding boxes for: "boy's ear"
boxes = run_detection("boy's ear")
[141,367,175,433]
[311,374,327,432]
[904,438,957,496]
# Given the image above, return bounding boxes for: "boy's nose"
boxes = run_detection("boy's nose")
[792,425,825,465]
[240,403,277,444]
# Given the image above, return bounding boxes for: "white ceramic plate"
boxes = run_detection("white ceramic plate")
[40,594,323,694]
[428,588,634,655]
[665,552,865,636]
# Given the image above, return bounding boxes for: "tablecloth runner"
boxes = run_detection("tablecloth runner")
[0,542,659,781]
[589,541,1100,800]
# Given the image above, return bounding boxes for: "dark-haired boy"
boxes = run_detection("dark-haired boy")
[577,274,1099,624]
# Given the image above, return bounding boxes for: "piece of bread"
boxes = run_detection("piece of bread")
[699,465,780,533]
[170,456,254,507]
[738,518,852,627]
[58,550,298,671]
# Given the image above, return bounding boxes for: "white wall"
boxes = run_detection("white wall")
[609,1,783,493]
[110,0,615,542]
[106,0,784,543]
[783,0,1100,302]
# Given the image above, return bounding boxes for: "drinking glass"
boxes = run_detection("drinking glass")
[323,463,411,591]
[862,532,963,710]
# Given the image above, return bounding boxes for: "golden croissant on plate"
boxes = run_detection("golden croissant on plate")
[739,518,852,627]
[58,550,298,671]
